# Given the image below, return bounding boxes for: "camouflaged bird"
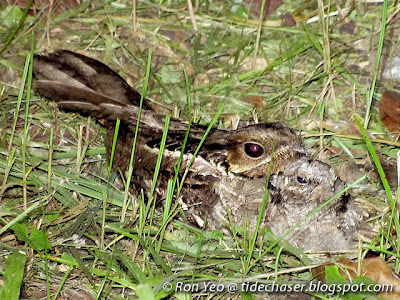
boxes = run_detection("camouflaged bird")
[33,50,361,251]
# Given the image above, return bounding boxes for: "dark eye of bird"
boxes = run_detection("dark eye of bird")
[297,176,307,184]
[244,143,264,158]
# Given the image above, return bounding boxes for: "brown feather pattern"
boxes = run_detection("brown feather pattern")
[32,50,363,251]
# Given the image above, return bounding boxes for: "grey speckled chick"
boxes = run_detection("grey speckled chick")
[267,157,359,250]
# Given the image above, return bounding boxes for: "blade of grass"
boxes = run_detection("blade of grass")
[154,67,194,251]
[243,146,274,275]
[106,223,172,275]
[146,114,171,244]
[8,47,31,151]
[148,114,171,201]
[102,117,121,248]
[121,49,153,223]
[183,65,192,117]
[47,127,54,187]
[155,179,173,252]
[251,0,267,69]
[354,114,400,251]
[117,251,147,283]
[364,0,388,128]
[52,265,73,300]
[108,118,121,175]
[0,201,41,236]
[178,104,225,195]
[21,37,34,210]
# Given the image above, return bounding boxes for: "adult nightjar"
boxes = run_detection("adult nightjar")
[33,50,361,251]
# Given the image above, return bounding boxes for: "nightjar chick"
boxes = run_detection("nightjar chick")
[33,50,361,251]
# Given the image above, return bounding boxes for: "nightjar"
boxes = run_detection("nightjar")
[33,50,361,251]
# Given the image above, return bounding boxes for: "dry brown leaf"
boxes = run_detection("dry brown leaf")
[280,13,297,27]
[242,0,282,20]
[379,90,400,134]
[243,95,264,109]
[313,257,400,298]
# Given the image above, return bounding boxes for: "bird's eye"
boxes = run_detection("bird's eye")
[297,176,307,184]
[244,143,264,158]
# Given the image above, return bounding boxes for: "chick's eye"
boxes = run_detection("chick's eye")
[297,176,307,184]
[244,143,264,158]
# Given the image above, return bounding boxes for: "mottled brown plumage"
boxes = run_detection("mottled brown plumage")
[33,50,361,251]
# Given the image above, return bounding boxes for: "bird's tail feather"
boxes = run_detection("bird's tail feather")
[33,50,151,108]
[34,80,130,119]
[33,50,207,137]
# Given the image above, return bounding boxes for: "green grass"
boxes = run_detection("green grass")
[0,0,399,299]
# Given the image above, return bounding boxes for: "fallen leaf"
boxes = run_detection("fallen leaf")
[379,90,400,134]
[313,257,400,298]
[280,13,297,27]
[243,95,263,108]
[242,0,282,20]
